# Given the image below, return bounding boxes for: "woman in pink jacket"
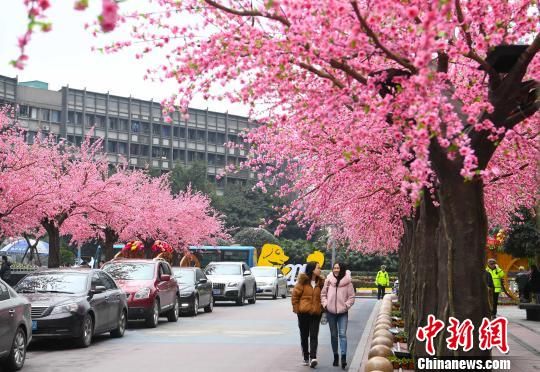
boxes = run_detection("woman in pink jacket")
[321,262,355,369]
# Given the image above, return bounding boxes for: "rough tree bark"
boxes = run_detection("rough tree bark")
[42,218,61,268]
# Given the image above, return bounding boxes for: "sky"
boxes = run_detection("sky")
[0,1,249,116]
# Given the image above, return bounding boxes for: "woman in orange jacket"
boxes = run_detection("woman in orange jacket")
[291,261,325,368]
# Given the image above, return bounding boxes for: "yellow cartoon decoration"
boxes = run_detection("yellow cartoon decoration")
[306,251,325,267]
[258,244,289,268]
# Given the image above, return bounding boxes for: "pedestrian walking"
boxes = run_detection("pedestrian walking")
[375,265,389,300]
[529,265,540,304]
[515,266,530,302]
[486,258,505,317]
[0,255,12,282]
[291,261,324,368]
[321,262,355,369]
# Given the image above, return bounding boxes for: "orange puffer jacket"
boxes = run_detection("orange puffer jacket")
[291,273,325,315]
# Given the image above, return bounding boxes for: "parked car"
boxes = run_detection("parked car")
[251,266,288,299]
[172,267,213,316]
[0,279,31,371]
[103,259,179,327]
[14,269,127,348]
[204,262,257,306]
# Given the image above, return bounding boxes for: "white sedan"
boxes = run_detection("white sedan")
[251,266,288,299]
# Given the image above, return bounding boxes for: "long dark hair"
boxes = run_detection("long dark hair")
[333,262,347,285]
[305,261,319,280]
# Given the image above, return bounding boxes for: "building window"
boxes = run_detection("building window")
[228,134,238,144]
[197,130,205,141]
[119,101,129,112]
[161,125,171,137]
[140,145,149,156]
[196,113,205,125]
[51,110,61,122]
[216,154,225,165]
[217,133,226,145]
[95,115,106,129]
[131,120,140,133]
[119,118,128,131]
[85,114,95,127]
[188,129,197,141]
[117,142,127,154]
[30,107,38,119]
[141,122,150,134]
[108,141,117,153]
[187,151,195,162]
[19,105,30,117]
[68,111,75,123]
[130,144,139,155]
[108,117,118,130]
[153,124,161,136]
[208,154,215,165]
[26,131,36,144]
[208,132,216,144]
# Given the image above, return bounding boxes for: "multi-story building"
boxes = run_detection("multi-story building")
[0,74,253,192]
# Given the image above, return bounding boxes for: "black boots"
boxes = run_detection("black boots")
[341,354,347,369]
[333,354,339,367]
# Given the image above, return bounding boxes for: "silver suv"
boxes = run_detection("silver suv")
[204,262,257,306]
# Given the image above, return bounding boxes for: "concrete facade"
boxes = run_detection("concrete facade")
[0,74,253,190]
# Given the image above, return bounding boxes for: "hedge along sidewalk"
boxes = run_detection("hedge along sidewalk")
[351,299,381,372]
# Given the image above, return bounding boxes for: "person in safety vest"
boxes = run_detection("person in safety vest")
[375,265,390,300]
[486,258,505,317]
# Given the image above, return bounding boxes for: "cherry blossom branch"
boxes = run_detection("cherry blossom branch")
[203,0,291,27]
[296,61,345,89]
[329,58,368,84]
[350,1,418,74]
[486,163,529,185]
[455,0,500,84]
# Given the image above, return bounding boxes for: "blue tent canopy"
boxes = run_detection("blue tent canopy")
[0,239,49,256]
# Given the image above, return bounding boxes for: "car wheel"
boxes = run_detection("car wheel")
[167,296,180,322]
[111,309,127,338]
[236,287,245,306]
[191,296,199,316]
[248,285,257,304]
[204,295,214,313]
[3,327,26,371]
[272,285,278,300]
[76,314,94,348]
[145,300,159,328]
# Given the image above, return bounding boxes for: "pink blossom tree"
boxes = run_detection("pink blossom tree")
[106,0,537,357]
[13,0,539,357]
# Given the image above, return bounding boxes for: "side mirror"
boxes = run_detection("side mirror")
[160,274,171,282]
[91,285,106,294]
[198,278,207,284]
[243,270,252,276]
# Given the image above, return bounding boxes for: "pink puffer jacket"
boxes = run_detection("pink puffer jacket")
[321,271,355,314]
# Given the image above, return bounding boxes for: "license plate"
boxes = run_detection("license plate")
[32,320,37,331]
[213,289,221,295]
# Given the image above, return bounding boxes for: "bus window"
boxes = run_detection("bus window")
[223,250,249,263]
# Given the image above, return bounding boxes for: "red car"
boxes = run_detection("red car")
[103,259,179,328]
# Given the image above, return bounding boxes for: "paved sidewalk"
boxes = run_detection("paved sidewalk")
[494,306,540,372]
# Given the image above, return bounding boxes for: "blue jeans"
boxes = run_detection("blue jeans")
[327,312,348,355]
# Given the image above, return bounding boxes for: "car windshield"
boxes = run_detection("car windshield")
[103,263,154,280]
[15,272,88,294]
[251,267,276,277]
[172,269,195,284]
[205,264,241,276]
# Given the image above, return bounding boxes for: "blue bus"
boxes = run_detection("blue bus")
[95,244,257,268]
[187,246,257,268]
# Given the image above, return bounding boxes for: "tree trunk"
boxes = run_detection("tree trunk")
[411,192,441,358]
[143,239,155,259]
[43,219,61,268]
[103,228,119,261]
